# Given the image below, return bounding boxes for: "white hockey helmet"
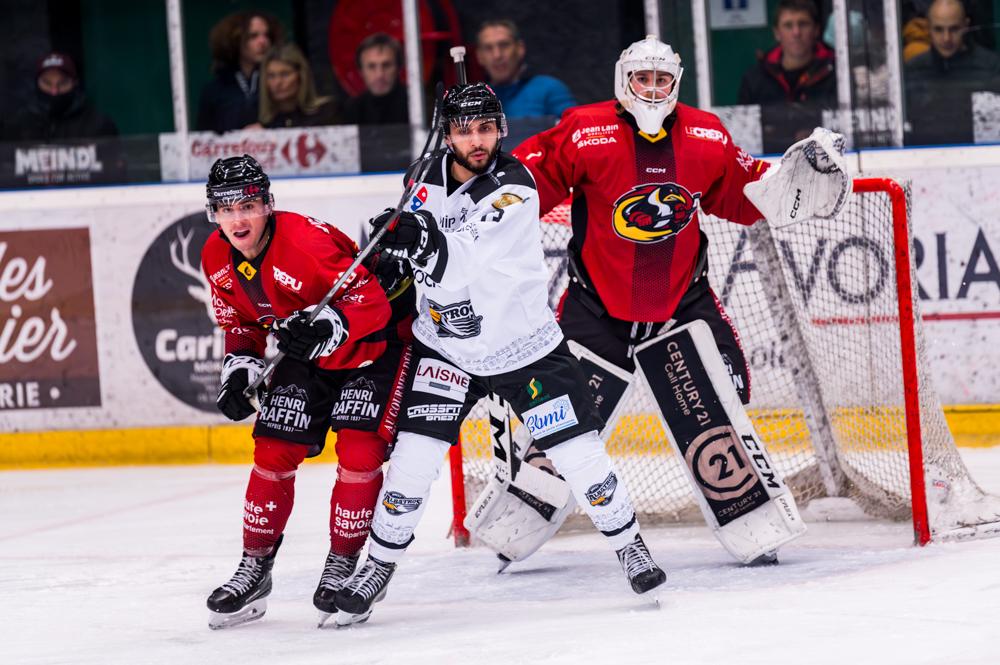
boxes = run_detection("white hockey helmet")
[614,35,683,135]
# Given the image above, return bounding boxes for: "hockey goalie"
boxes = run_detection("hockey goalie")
[466,34,851,568]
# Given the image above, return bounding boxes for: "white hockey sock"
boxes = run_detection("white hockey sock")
[368,431,451,563]
[544,430,640,550]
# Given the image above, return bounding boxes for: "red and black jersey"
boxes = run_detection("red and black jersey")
[514,101,770,322]
[200,211,391,370]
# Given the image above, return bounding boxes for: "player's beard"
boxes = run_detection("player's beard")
[452,142,500,175]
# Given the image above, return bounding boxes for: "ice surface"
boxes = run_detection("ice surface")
[3,449,1000,665]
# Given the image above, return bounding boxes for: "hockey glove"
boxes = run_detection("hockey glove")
[272,305,348,361]
[371,208,441,266]
[217,353,266,421]
[743,127,850,228]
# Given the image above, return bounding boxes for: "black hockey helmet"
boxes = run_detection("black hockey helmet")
[205,154,273,222]
[440,82,508,138]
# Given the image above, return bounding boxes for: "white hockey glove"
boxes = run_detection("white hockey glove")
[217,353,266,421]
[272,305,348,361]
[743,127,850,228]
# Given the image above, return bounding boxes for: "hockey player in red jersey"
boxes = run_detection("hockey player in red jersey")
[514,35,769,371]
[200,154,413,629]
[498,36,848,566]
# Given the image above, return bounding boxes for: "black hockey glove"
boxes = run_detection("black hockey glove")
[217,353,266,421]
[272,305,348,362]
[371,208,441,266]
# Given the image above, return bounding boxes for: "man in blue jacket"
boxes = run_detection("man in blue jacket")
[475,19,577,119]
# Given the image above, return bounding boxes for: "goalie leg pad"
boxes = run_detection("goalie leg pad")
[634,319,806,564]
[463,462,576,563]
[566,340,636,440]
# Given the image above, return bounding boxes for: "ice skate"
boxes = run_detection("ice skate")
[207,536,282,630]
[615,534,666,595]
[333,555,396,626]
[313,550,360,628]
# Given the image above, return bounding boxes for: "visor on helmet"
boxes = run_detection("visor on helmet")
[205,186,274,224]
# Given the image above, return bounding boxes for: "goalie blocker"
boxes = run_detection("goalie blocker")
[633,320,806,563]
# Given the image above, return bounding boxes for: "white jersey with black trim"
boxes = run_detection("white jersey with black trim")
[405,150,562,376]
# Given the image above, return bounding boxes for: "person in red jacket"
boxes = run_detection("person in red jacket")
[200,154,412,629]
[515,35,769,406]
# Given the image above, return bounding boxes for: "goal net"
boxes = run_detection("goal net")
[448,178,1000,546]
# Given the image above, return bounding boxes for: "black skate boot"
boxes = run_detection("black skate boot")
[313,550,360,628]
[332,555,397,627]
[616,534,666,595]
[206,535,282,630]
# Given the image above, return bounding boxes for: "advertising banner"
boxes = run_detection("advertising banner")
[159,126,360,182]
[0,228,100,411]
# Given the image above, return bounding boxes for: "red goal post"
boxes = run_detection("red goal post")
[447,177,1000,548]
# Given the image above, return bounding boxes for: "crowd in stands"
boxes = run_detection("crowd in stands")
[2,2,999,150]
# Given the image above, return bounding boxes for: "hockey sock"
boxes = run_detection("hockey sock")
[368,431,451,563]
[242,437,307,556]
[544,430,640,550]
[329,429,389,556]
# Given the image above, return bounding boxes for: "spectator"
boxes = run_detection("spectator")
[738,0,836,106]
[4,52,117,141]
[906,0,1000,86]
[196,11,284,133]
[342,33,409,125]
[474,19,576,118]
[254,44,338,128]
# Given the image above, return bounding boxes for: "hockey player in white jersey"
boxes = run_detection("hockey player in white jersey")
[333,83,666,625]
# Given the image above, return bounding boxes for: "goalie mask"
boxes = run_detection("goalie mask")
[205,154,274,224]
[614,35,684,136]
[441,82,508,174]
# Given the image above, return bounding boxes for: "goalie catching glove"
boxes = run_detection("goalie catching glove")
[371,208,441,266]
[743,127,850,228]
[272,305,348,362]
[217,353,266,421]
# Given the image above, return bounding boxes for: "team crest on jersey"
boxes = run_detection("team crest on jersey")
[410,185,429,211]
[611,182,701,244]
[428,299,483,339]
[237,261,257,280]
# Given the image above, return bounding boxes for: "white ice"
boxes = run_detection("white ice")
[3,449,1000,665]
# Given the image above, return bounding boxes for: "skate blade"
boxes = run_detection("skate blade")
[334,609,372,628]
[497,555,512,574]
[317,610,337,628]
[208,598,267,630]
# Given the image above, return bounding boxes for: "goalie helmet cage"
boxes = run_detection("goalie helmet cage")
[448,177,1000,548]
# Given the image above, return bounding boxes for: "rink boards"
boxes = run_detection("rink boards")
[0,145,998,466]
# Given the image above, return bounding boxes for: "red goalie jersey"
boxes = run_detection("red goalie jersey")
[514,100,770,322]
[201,211,391,370]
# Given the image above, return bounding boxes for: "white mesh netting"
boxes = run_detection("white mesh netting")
[453,181,1000,540]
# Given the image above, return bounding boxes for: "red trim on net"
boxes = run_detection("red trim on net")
[449,440,471,547]
[854,178,931,546]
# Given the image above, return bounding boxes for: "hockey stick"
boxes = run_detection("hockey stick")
[244,82,446,398]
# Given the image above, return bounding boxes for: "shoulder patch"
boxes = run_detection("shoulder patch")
[492,193,523,209]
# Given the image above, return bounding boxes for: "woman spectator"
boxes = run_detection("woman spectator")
[256,44,338,128]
